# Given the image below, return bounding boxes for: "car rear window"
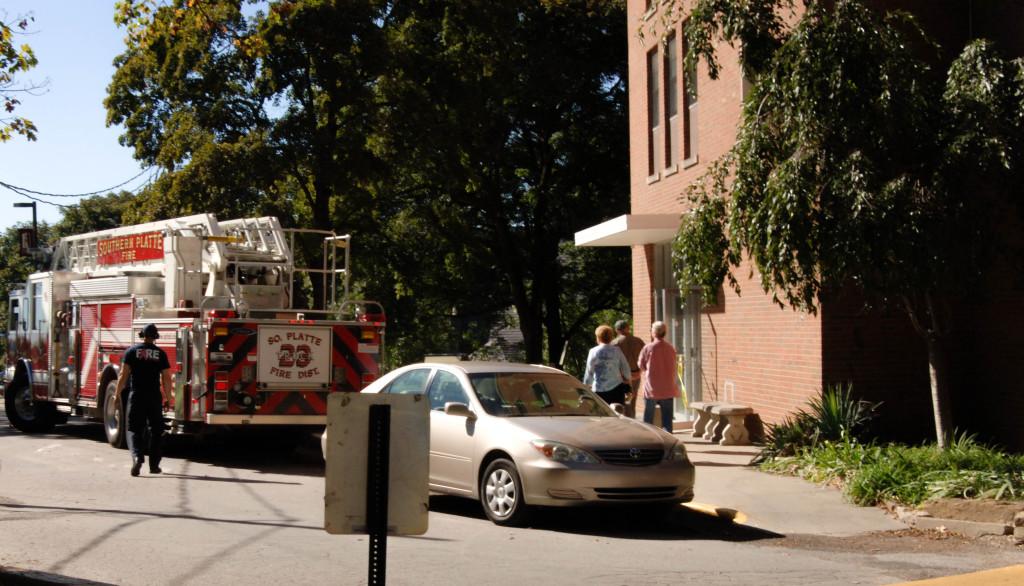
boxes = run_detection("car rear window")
[469,372,613,417]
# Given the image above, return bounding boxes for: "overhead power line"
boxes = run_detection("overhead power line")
[0,167,155,198]
[8,191,70,209]
[0,167,161,209]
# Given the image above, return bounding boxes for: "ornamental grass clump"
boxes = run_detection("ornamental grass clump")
[763,430,1024,507]
[754,383,878,463]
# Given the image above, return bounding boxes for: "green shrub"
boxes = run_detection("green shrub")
[761,431,1024,506]
[807,383,878,440]
[754,383,878,463]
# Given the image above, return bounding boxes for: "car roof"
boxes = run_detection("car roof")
[406,361,567,375]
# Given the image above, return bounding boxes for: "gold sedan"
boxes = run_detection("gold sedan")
[325,361,695,526]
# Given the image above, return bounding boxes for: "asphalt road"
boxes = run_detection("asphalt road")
[0,407,1020,586]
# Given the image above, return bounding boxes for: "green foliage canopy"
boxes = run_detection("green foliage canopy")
[375,0,630,364]
[104,1,631,367]
[672,0,1024,445]
[0,12,41,141]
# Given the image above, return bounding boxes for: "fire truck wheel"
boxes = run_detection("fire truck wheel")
[103,381,128,449]
[4,380,57,434]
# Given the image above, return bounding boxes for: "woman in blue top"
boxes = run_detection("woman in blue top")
[583,324,631,407]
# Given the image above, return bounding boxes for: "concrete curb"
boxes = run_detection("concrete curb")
[890,506,1013,539]
[906,515,1012,538]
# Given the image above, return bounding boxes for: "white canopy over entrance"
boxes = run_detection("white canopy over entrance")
[574,213,702,422]
[573,214,680,247]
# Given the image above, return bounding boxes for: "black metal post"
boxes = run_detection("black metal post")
[13,201,37,248]
[366,404,391,586]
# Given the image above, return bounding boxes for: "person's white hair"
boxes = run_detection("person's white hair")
[651,321,667,338]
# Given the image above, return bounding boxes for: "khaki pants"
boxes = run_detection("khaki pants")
[626,376,640,418]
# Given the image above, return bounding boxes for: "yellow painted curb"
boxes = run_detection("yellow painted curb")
[888,565,1024,586]
[683,502,749,524]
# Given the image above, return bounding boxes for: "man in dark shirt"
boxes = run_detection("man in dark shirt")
[116,323,172,477]
[612,319,645,418]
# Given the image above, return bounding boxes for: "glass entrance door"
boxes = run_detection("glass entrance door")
[652,245,702,422]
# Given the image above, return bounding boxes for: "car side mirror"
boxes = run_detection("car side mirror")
[444,402,476,419]
[610,403,626,416]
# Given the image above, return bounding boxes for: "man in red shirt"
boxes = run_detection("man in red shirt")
[637,321,678,433]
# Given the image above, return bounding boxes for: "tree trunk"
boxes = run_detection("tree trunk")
[517,305,545,363]
[309,197,331,310]
[902,293,955,448]
[925,334,954,449]
[542,260,564,367]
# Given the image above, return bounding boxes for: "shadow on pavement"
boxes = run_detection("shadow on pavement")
[427,495,783,542]
[0,407,326,477]
[1,501,320,531]
[0,566,115,586]
[160,430,326,477]
[689,460,753,467]
[125,471,299,485]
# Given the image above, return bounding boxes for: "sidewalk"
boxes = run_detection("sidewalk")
[677,434,907,536]
[677,431,1023,540]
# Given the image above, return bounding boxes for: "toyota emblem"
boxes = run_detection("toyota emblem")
[629,448,641,460]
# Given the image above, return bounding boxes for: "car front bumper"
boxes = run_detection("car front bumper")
[519,458,696,507]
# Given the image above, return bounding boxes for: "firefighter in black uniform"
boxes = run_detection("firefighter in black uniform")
[115,323,172,477]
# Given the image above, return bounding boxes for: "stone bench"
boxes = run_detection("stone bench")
[711,404,755,446]
[688,401,722,440]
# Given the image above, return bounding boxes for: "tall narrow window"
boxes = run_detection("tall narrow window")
[664,33,679,168]
[647,48,660,177]
[8,299,19,332]
[32,282,44,331]
[683,36,698,162]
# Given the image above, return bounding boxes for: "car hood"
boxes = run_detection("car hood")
[501,416,674,449]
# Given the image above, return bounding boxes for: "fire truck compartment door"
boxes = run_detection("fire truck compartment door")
[175,327,191,420]
[257,325,331,388]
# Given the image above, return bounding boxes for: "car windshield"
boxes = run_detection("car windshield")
[468,372,615,417]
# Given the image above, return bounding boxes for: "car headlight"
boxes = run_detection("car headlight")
[530,440,599,464]
[664,442,689,462]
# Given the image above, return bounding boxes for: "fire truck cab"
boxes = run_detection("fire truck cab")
[3,214,384,447]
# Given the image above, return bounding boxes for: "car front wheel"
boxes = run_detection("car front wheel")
[480,458,530,526]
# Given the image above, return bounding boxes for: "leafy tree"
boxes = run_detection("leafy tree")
[557,243,631,374]
[108,0,386,309]
[355,203,510,367]
[375,0,630,365]
[1,12,43,141]
[107,1,631,366]
[671,0,1024,447]
[53,192,136,238]
[1,190,137,366]
[0,223,53,366]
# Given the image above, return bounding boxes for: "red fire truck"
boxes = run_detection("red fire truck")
[2,214,384,447]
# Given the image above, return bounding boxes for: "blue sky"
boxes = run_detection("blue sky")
[1,1,147,232]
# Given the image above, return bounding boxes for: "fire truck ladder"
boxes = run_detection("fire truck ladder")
[280,229,351,315]
[218,218,351,315]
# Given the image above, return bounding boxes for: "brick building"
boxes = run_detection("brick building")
[576,0,1024,449]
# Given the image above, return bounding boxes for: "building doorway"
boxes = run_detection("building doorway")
[652,244,702,422]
